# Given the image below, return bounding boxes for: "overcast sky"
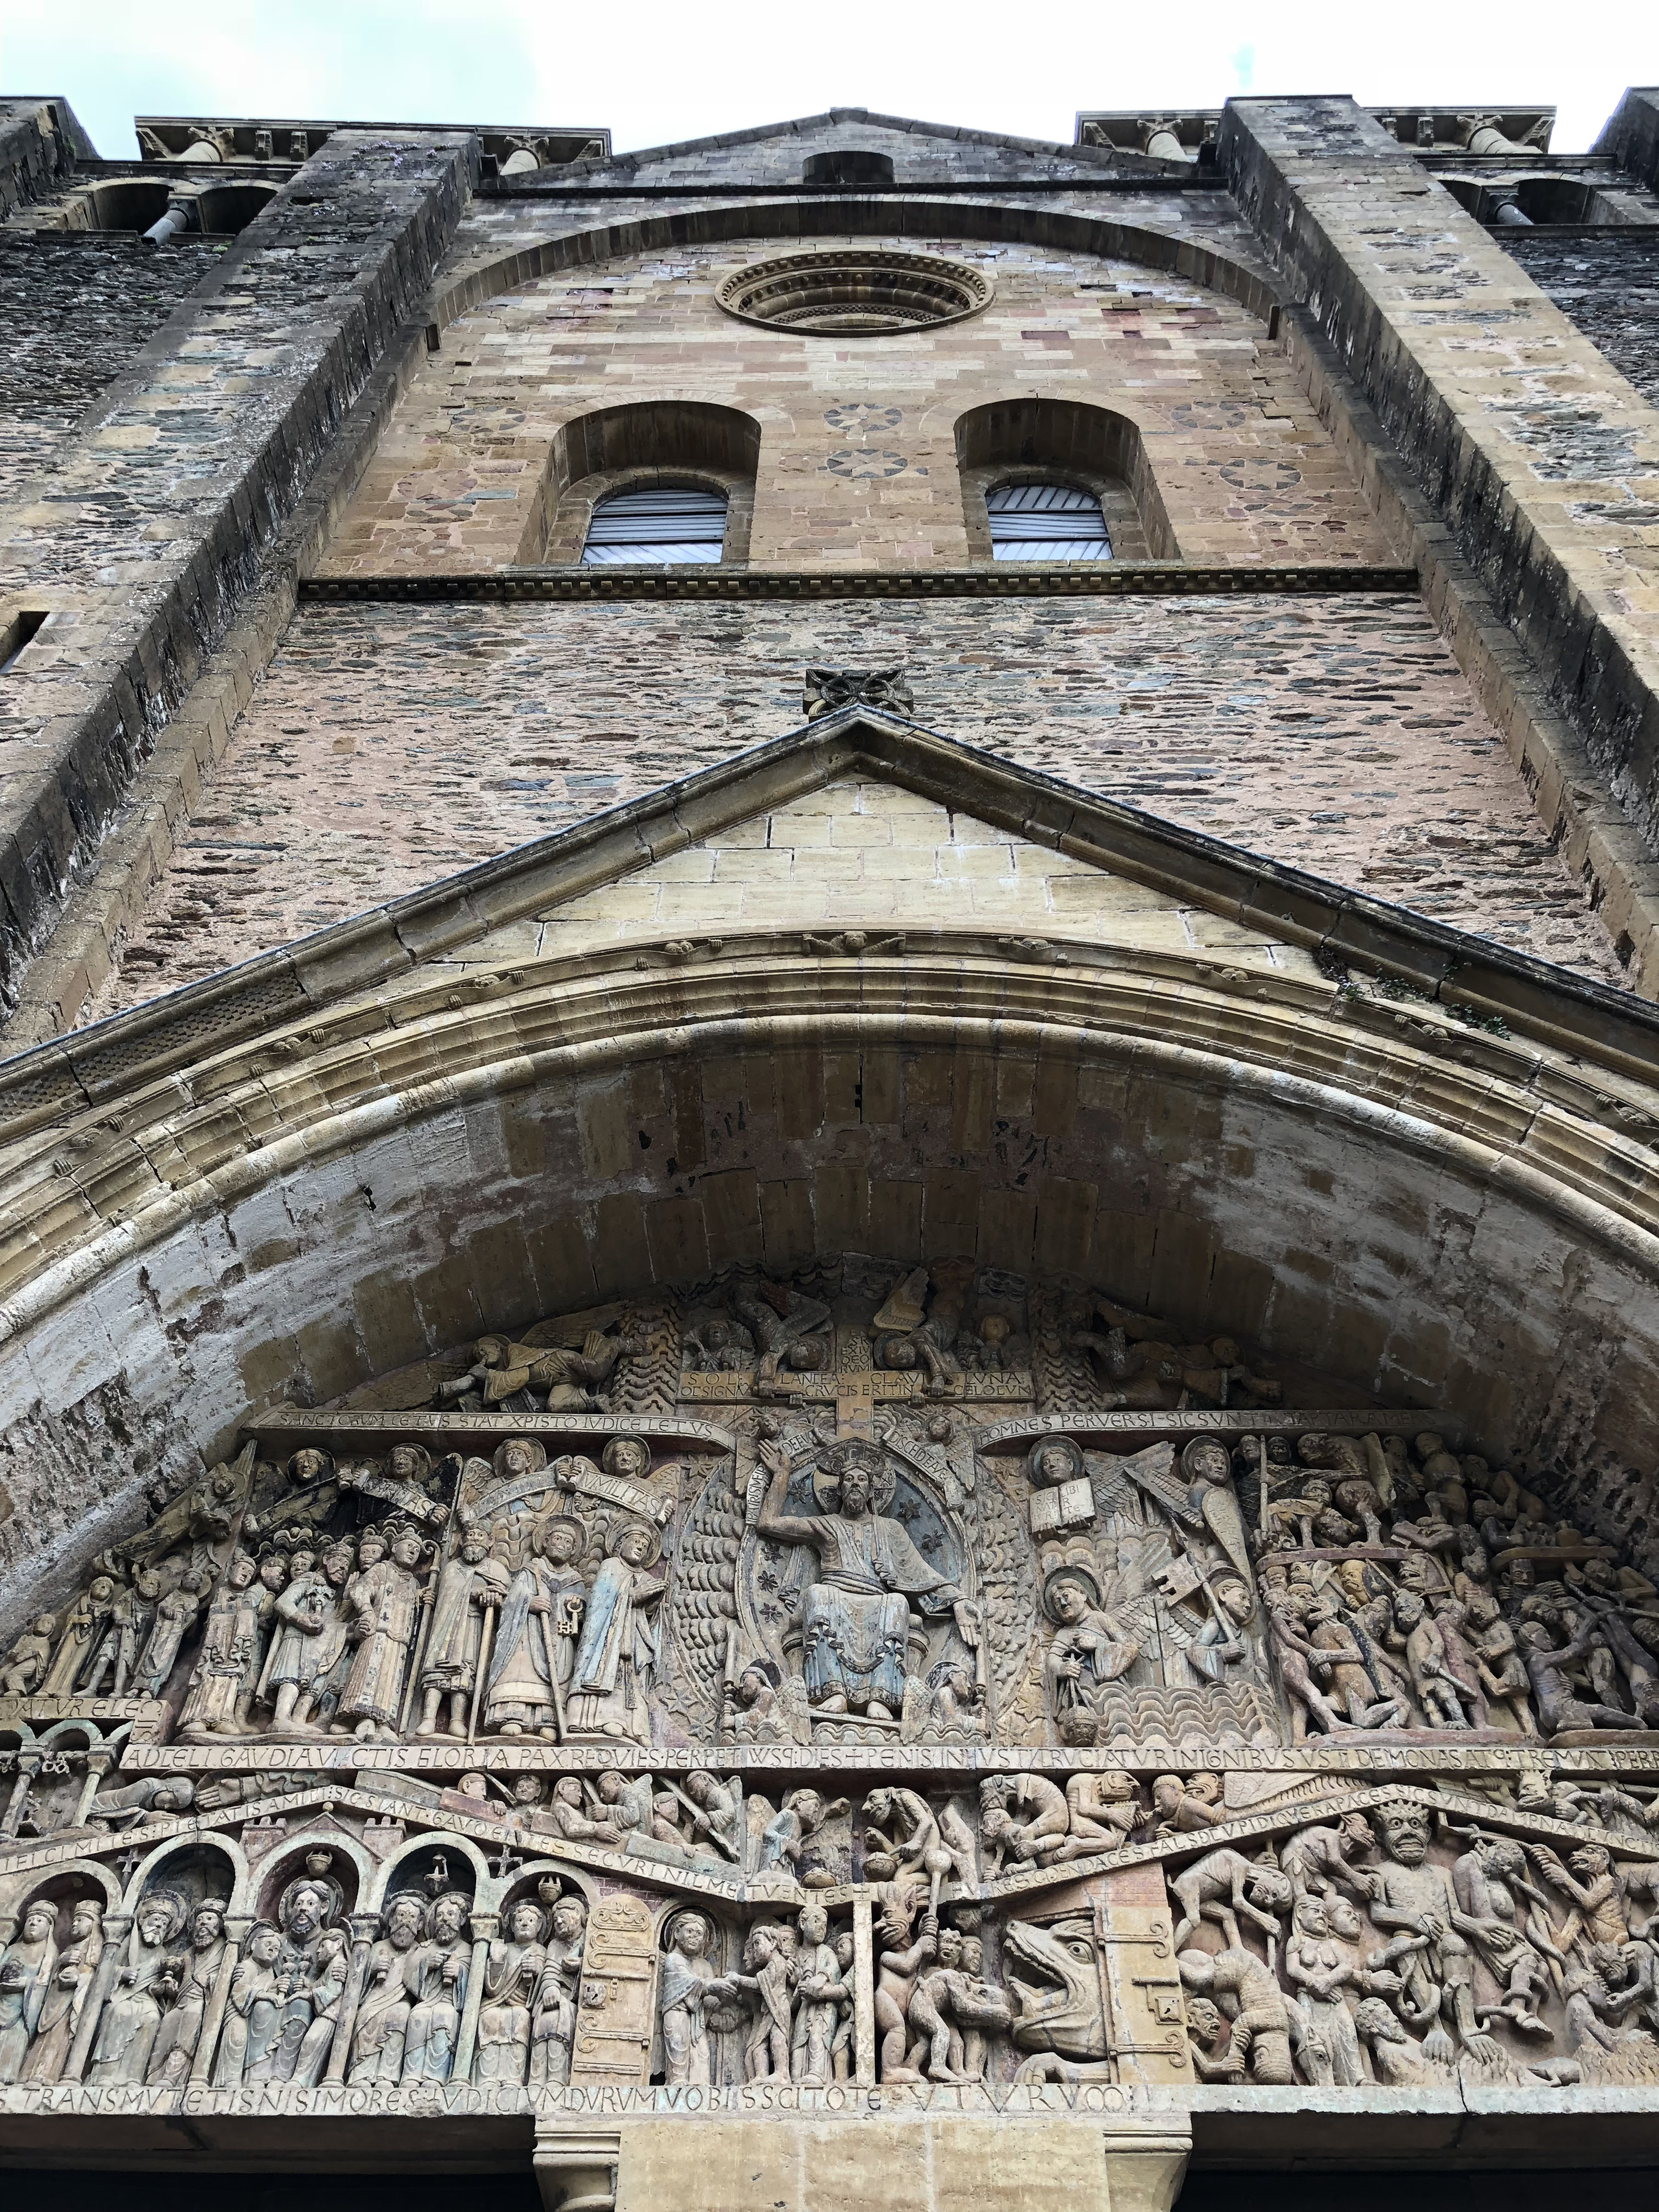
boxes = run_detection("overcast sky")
[4,0,1656,158]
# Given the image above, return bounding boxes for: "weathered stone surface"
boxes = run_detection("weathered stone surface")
[4,85,1659,2190]
[1496,232,1659,411]
[0,233,219,508]
[0,129,477,1011]
[81,593,1620,1013]
[1217,97,1659,881]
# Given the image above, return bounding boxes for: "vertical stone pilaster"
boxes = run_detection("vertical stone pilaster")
[1219,95,1659,904]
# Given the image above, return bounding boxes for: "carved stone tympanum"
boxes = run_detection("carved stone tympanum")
[2,1261,1656,2128]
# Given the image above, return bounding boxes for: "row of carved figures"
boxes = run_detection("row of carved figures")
[1246,1431,1659,1739]
[0,1858,591,2092]
[5,1417,1657,1756]
[1175,1799,1659,2089]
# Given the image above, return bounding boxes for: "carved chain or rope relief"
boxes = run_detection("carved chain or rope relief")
[3,1258,1658,2109]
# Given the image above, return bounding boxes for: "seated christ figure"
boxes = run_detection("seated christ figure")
[757,1436,975,1720]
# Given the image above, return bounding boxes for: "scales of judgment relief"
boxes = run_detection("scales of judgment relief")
[4,1257,1659,2121]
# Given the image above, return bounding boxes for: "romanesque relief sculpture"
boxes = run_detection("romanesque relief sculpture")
[14,1264,1651,1759]
[87,1886,191,2085]
[0,1902,56,2082]
[1245,1426,1659,1744]
[752,1433,979,1735]
[1169,1792,1659,2090]
[418,1520,512,1738]
[11,1899,102,2083]
[7,1263,1659,2126]
[1005,1434,1274,1747]
[658,1910,723,2085]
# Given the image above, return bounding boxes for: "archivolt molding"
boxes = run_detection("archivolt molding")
[1,941,1657,1350]
[426,196,1284,335]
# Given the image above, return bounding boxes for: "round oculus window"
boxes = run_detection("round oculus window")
[715,248,992,335]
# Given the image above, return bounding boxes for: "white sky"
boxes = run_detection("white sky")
[3,0,1656,158]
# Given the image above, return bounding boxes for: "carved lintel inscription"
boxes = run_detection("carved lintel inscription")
[973,1409,1433,1450]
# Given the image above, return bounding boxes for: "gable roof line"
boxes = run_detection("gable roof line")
[574,106,1151,176]
[1,703,1652,1130]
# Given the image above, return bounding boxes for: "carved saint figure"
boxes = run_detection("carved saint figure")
[1040,1566,1139,1723]
[178,1553,262,1737]
[401,1890,472,2082]
[659,1910,724,2087]
[43,1575,116,1694]
[215,1923,285,2085]
[257,1547,327,1733]
[565,1519,665,1741]
[340,1525,428,1740]
[19,1900,102,2083]
[757,1436,972,1722]
[528,1893,587,2087]
[475,1899,548,2084]
[88,1887,190,2085]
[348,1893,425,2081]
[80,1569,159,1697]
[145,1900,227,2086]
[135,1571,205,1697]
[0,1905,57,2083]
[0,1614,57,1697]
[484,1514,586,1738]
[418,1524,510,1738]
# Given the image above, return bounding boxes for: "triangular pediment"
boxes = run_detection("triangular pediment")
[575,106,1155,185]
[1,705,1653,1129]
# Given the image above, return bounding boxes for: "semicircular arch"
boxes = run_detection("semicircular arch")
[429,199,1282,334]
[0,930,1656,1636]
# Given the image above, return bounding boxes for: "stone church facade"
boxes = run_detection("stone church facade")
[1,79,1659,2212]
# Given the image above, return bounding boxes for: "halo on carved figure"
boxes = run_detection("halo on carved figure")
[1027,1434,1086,1490]
[494,1435,548,1483]
[132,1884,191,1943]
[285,1447,334,1486]
[661,1905,716,1957]
[1181,1434,1231,1485]
[533,1511,587,1562]
[1040,1559,1105,1625]
[601,1434,652,1481]
[382,1442,432,1481]
[809,1437,895,1514]
[715,248,993,336]
[606,1515,663,1568]
[276,1864,345,1931]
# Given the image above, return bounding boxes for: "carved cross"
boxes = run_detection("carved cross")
[117,1846,143,1883]
[488,1842,522,1881]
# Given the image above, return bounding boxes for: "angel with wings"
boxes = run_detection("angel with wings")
[436,1323,641,1412]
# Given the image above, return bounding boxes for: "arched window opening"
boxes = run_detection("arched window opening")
[986,481,1112,562]
[1512,176,1615,225]
[193,183,278,236]
[956,398,1176,564]
[581,486,728,565]
[802,149,895,187]
[528,400,760,568]
[82,181,171,232]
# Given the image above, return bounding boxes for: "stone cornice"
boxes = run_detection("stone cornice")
[298,564,1418,605]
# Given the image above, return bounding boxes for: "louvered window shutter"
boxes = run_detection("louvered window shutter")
[581,488,728,565]
[985,481,1112,562]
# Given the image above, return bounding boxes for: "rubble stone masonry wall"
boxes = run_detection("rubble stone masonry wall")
[0,234,219,508]
[87,588,1623,1018]
[1497,231,1659,411]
